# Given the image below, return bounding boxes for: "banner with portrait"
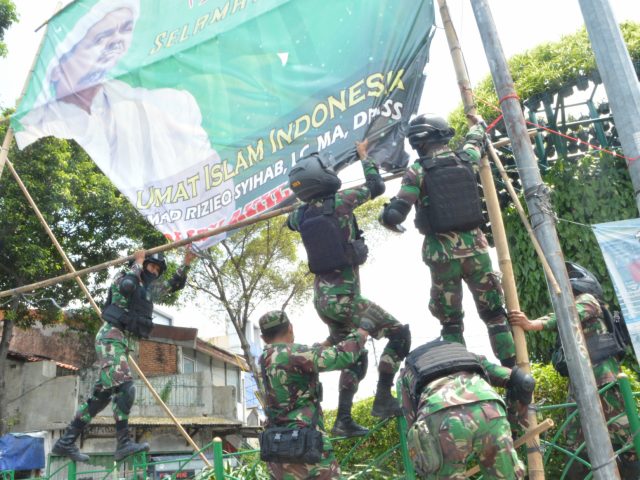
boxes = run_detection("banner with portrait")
[593,218,640,359]
[12,0,435,247]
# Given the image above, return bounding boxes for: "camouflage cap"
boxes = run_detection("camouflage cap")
[258,310,290,333]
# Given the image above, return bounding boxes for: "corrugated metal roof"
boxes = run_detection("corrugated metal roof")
[90,415,240,426]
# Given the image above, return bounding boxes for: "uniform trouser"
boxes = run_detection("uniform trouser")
[314,292,404,392]
[267,435,340,480]
[75,323,135,424]
[426,253,516,363]
[565,383,637,479]
[408,401,525,480]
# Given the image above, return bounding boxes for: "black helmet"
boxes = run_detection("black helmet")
[566,261,604,300]
[407,115,455,149]
[288,152,341,202]
[144,252,167,276]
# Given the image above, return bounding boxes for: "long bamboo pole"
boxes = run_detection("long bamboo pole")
[0,201,299,299]
[471,1,619,477]
[436,1,545,477]
[4,157,212,466]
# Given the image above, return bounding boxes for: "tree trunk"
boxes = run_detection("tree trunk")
[236,325,264,398]
[0,298,18,435]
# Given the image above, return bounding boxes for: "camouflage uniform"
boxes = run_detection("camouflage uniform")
[288,157,406,391]
[260,322,367,480]
[74,262,190,423]
[400,355,525,479]
[395,124,516,366]
[536,293,635,477]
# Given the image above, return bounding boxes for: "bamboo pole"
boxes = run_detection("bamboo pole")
[471,1,619,477]
[487,147,560,294]
[4,156,212,466]
[129,356,212,466]
[0,201,299,299]
[436,1,545,477]
[464,418,554,477]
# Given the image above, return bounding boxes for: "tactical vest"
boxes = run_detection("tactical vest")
[298,197,368,274]
[405,340,487,404]
[103,277,155,339]
[413,153,485,235]
[552,304,628,377]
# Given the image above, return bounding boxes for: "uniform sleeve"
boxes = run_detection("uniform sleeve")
[337,186,371,211]
[461,124,486,163]
[399,368,417,428]
[150,265,190,300]
[538,313,557,331]
[294,332,366,374]
[360,156,379,177]
[478,355,511,387]
[397,163,421,206]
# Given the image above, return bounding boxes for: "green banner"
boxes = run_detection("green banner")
[12,0,435,246]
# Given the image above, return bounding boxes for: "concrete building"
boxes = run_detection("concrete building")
[3,319,256,478]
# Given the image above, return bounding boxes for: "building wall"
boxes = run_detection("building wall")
[8,361,78,432]
[138,340,178,375]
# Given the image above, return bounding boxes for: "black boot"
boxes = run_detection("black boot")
[114,420,149,461]
[371,373,402,419]
[51,419,90,463]
[331,389,369,438]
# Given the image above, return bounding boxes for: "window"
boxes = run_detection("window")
[183,355,195,374]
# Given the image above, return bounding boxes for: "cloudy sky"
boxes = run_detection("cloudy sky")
[1,0,639,408]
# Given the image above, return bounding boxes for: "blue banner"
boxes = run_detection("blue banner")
[593,218,640,359]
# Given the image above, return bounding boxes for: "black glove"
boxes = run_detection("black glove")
[506,366,535,405]
[365,173,385,199]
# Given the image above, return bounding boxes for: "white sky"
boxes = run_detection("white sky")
[1,1,639,409]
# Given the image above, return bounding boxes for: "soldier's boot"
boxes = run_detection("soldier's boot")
[114,420,150,461]
[51,419,90,463]
[371,373,402,419]
[331,389,369,438]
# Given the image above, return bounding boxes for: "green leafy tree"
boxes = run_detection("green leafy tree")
[188,217,312,392]
[0,120,165,433]
[445,22,640,361]
[0,0,17,59]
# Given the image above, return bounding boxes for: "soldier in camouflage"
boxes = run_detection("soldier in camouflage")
[287,140,411,436]
[259,310,369,480]
[400,339,532,479]
[52,247,195,463]
[509,261,638,479]
[380,114,516,368]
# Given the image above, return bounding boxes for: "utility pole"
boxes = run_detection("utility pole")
[436,1,544,477]
[470,1,620,479]
[578,0,640,214]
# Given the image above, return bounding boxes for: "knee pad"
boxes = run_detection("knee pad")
[479,306,507,322]
[86,387,112,417]
[387,324,412,359]
[114,381,136,415]
[352,351,369,381]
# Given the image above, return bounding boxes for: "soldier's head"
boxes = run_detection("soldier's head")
[143,252,167,278]
[407,114,455,156]
[259,310,293,343]
[288,152,341,202]
[566,261,604,301]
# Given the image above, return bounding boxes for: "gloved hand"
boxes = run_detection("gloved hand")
[378,210,406,233]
